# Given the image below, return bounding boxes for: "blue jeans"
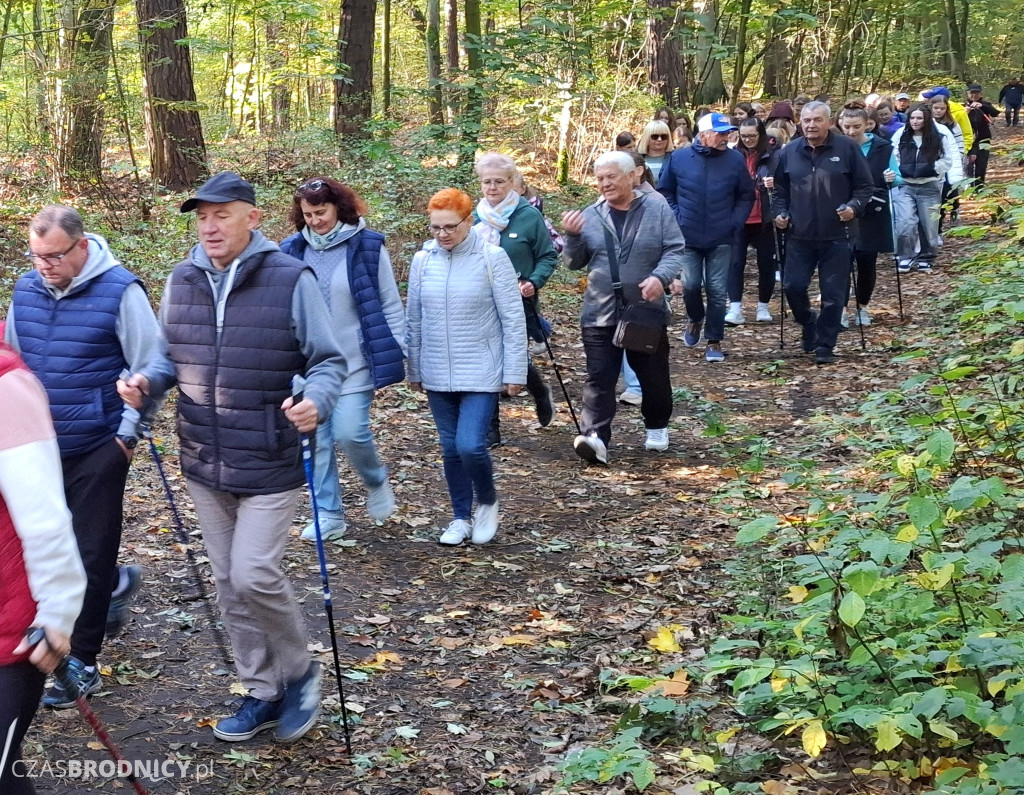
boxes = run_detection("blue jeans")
[621,359,641,393]
[783,238,852,351]
[426,391,499,520]
[313,389,388,523]
[680,244,731,343]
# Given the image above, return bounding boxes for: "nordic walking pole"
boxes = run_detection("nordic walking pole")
[842,214,867,351]
[25,628,151,795]
[525,296,581,434]
[768,184,786,350]
[886,181,905,321]
[291,375,353,756]
[141,425,232,668]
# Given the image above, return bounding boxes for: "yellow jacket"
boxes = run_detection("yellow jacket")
[949,101,974,153]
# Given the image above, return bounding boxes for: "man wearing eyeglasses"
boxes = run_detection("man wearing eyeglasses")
[119,171,346,744]
[4,204,167,707]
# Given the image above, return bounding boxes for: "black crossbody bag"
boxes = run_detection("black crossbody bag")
[602,211,666,354]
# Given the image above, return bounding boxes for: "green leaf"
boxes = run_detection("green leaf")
[838,591,866,627]
[907,496,941,531]
[631,761,656,791]
[928,720,959,741]
[939,366,979,380]
[843,561,880,597]
[935,767,970,786]
[735,516,777,545]
[913,687,948,719]
[874,717,903,751]
[925,429,955,465]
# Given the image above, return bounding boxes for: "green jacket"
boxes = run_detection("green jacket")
[482,197,558,289]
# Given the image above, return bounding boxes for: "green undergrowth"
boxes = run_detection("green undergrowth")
[557,178,1024,793]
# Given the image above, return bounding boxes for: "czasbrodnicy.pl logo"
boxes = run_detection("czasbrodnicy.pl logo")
[14,758,214,782]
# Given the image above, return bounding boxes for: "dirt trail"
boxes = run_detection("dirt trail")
[27,123,1024,795]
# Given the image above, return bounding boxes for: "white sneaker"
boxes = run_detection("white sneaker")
[618,389,642,406]
[755,303,773,322]
[644,428,669,451]
[855,307,872,326]
[439,519,472,546]
[472,501,499,545]
[724,305,745,326]
[529,341,546,355]
[366,480,396,522]
[840,311,850,329]
[897,259,913,273]
[573,433,608,465]
[301,517,347,542]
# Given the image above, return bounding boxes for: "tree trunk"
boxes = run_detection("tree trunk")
[55,0,116,182]
[266,16,291,130]
[335,0,376,136]
[382,0,392,116]
[445,0,459,73]
[692,0,726,106]
[645,0,687,108]
[459,0,483,164]
[426,0,444,124]
[731,0,753,100]
[136,0,208,190]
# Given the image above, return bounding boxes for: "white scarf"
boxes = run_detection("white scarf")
[473,192,519,246]
[302,221,358,251]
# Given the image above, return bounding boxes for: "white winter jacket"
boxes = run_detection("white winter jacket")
[407,228,527,392]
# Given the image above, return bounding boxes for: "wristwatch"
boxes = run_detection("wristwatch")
[117,435,139,450]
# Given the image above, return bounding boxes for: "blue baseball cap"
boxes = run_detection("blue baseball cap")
[697,112,738,134]
[922,86,951,99]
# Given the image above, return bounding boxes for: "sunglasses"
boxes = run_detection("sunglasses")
[296,180,325,193]
[649,134,669,141]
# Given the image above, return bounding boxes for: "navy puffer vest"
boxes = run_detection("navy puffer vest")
[164,253,308,495]
[281,229,404,388]
[13,267,137,458]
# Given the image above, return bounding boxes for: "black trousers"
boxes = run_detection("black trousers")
[0,662,45,795]
[728,222,777,304]
[852,251,878,307]
[489,361,548,434]
[967,145,991,186]
[580,325,672,445]
[63,438,131,667]
[784,238,852,352]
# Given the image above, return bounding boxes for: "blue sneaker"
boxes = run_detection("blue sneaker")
[43,657,102,709]
[276,662,321,743]
[105,564,144,640]
[213,696,283,742]
[682,321,702,348]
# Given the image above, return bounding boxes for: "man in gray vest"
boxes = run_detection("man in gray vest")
[5,205,161,708]
[120,172,346,744]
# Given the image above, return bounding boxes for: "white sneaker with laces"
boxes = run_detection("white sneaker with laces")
[529,341,546,355]
[366,480,396,522]
[840,310,850,329]
[897,259,913,273]
[472,501,499,545]
[573,433,608,465]
[724,304,745,326]
[618,389,642,406]
[301,517,346,542]
[439,519,472,546]
[644,428,669,451]
[755,303,773,322]
[856,307,872,326]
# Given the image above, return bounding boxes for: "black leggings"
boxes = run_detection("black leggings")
[851,251,877,307]
[0,662,45,795]
[728,223,777,303]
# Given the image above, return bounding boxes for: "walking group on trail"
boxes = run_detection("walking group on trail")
[0,74,1020,793]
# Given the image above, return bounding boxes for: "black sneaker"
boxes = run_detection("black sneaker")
[486,428,502,449]
[105,564,144,640]
[213,695,283,742]
[44,657,102,709]
[801,312,818,353]
[814,346,836,365]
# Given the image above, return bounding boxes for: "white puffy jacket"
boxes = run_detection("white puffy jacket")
[407,228,527,392]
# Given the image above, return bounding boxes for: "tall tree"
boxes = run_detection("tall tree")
[55,0,116,181]
[335,0,377,135]
[426,0,444,124]
[136,0,207,189]
[646,0,687,108]
[460,0,483,162]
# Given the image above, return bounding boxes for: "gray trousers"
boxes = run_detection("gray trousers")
[187,480,308,701]
[894,181,943,263]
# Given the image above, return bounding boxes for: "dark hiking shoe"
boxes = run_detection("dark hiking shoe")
[814,346,836,365]
[534,384,554,427]
[105,564,144,640]
[213,696,283,742]
[44,657,101,709]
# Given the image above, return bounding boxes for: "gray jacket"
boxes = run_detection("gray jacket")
[407,228,527,392]
[562,191,685,327]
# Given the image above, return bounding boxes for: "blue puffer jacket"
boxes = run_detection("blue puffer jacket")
[657,141,755,249]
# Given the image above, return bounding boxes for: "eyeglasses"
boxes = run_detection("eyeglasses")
[739,133,760,139]
[480,178,509,187]
[24,238,81,264]
[428,217,469,235]
[296,180,325,193]
[649,134,669,141]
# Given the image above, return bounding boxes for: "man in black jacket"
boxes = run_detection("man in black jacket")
[966,84,999,187]
[999,78,1022,126]
[772,101,874,365]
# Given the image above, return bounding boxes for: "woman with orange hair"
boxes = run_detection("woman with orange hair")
[406,188,527,546]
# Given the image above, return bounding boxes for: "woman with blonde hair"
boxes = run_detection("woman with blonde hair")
[637,120,674,183]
